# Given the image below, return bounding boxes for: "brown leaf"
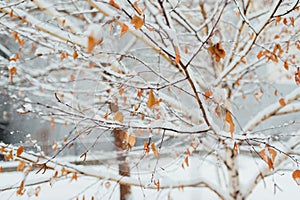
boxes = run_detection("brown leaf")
[113,111,124,123]
[144,142,150,153]
[204,89,212,100]
[175,46,180,64]
[0,166,2,173]
[279,98,286,106]
[16,146,24,156]
[233,141,239,155]
[295,68,300,85]
[147,89,157,108]
[260,147,277,170]
[16,180,25,195]
[225,111,235,136]
[120,23,128,37]
[73,49,78,59]
[109,0,121,9]
[17,161,26,171]
[292,170,300,185]
[131,14,144,29]
[208,43,226,62]
[184,156,189,167]
[71,172,78,181]
[127,133,136,148]
[151,142,159,158]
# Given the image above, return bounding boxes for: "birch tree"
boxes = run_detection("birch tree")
[0,0,300,199]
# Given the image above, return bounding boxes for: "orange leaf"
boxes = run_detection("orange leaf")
[256,50,264,60]
[208,43,226,62]
[120,23,128,37]
[16,146,24,156]
[284,60,289,70]
[127,133,136,148]
[17,161,26,171]
[292,170,300,185]
[0,166,2,173]
[131,14,144,29]
[225,111,235,136]
[184,156,189,167]
[290,17,295,27]
[151,142,159,158]
[283,18,288,25]
[16,180,25,195]
[144,142,150,153]
[204,89,212,100]
[175,46,180,64]
[279,98,286,106]
[260,147,277,170]
[113,111,124,123]
[134,1,143,15]
[72,172,78,181]
[109,0,121,9]
[60,52,68,60]
[73,49,78,59]
[147,89,157,108]
[295,68,300,85]
[233,141,239,155]
[275,16,281,25]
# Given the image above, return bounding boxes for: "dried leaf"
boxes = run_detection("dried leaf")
[16,180,25,195]
[144,142,150,153]
[208,43,226,62]
[60,52,68,60]
[120,23,128,37]
[260,147,277,170]
[16,146,24,156]
[284,60,289,70]
[127,133,136,148]
[292,170,300,185]
[295,68,300,85]
[109,0,121,9]
[233,141,239,155]
[131,14,144,29]
[17,161,26,171]
[147,89,157,108]
[0,166,2,173]
[279,98,286,106]
[73,49,78,59]
[71,172,78,181]
[151,142,159,158]
[225,111,235,136]
[204,89,212,100]
[113,111,124,123]
[256,51,264,60]
[175,46,180,64]
[184,156,189,167]
[283,18,288,25]
[290,17,295,27]
[275,16,281,25]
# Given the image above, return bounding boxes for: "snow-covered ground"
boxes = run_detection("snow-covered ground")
[0,155,299,200]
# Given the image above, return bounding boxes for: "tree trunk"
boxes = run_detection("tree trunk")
[113,129,131,200]
[226,147,243,200]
